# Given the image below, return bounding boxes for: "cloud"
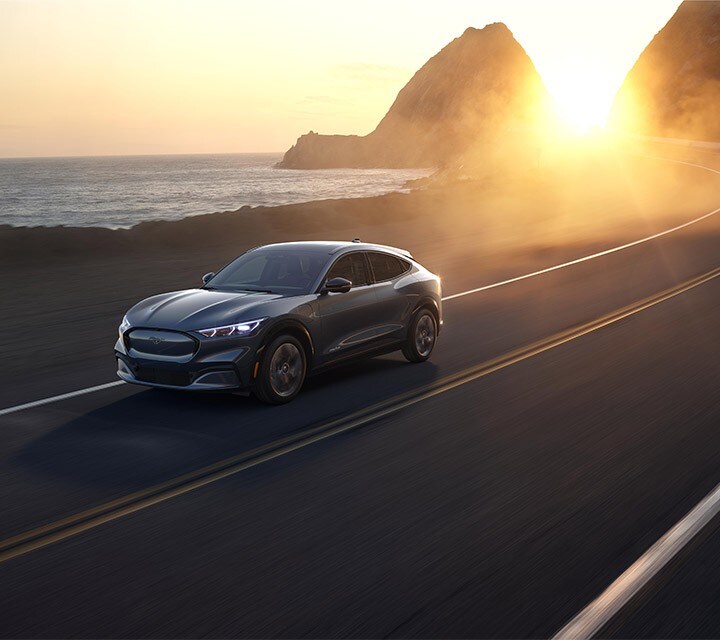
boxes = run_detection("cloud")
[289,95,352,117]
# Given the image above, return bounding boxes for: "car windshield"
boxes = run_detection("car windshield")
[206,248,328,294]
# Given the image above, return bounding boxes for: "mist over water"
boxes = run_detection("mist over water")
[0,153,430,229]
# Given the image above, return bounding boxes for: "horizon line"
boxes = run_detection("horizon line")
[0,150,286,161]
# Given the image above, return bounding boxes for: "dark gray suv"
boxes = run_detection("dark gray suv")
[115,241,442,404]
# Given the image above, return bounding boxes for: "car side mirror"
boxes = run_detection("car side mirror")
[323,277,352,294]
[202,272,215,285]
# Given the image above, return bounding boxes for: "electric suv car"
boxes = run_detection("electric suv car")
[115,241,442,404]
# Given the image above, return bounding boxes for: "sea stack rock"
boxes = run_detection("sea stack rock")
[610,1,720,142]
[278,23,551,169]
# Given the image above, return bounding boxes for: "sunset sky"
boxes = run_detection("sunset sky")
[0,0,682,158]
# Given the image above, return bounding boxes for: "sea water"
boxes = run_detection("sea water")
[0,153,430,229]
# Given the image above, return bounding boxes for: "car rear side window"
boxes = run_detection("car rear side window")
[326,253,370,286]
[368,252,411,282]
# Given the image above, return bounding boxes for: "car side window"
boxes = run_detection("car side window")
[368,252,411,282]
[326,253,370,286]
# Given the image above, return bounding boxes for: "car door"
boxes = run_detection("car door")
[367,251,415,341]
[314,251,380,363]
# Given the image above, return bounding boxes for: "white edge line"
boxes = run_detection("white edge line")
[1,155,718,417]
[551,158,720,640]
[553,482,720,640]
[442,154,720,301]
[0,381,126,417]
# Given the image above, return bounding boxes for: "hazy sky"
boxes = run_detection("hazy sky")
[0,0,682,158]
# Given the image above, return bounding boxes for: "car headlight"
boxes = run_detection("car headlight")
[196,318,266,338]
[118,315,131,338]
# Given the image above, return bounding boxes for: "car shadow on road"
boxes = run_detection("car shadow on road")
[15,355,440,491]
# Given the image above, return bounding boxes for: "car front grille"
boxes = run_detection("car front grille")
[125,329,197,361]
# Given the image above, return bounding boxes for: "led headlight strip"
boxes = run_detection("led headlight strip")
[196,318,266,338]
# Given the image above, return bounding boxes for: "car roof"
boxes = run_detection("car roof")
[256,241,413,259]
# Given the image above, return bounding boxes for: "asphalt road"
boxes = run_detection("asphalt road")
[0,175,719,636]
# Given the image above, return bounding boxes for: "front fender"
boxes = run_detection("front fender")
[254,318,316,370]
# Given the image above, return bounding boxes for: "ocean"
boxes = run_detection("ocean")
[0,153,431,229]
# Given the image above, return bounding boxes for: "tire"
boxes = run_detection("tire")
[253,335,307,405]
[402,309,437,363]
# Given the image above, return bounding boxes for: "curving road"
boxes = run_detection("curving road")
[0,153,719,638]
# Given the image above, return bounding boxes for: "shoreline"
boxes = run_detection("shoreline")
[0,167,427,233]
[1,147,718,269]
[0,189,425,265]
[0,153,431,231]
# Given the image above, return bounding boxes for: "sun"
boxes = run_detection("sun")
[547,77,614,135]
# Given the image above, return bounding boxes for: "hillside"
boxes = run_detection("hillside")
[278,23,551,169]
[610,0,720,142]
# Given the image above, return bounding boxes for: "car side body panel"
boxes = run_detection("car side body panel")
[314,284,381,362]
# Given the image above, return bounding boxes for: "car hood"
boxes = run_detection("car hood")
[126,289,283,332]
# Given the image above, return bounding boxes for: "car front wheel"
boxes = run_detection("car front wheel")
[402,309,437,363]
[254,335,307,404]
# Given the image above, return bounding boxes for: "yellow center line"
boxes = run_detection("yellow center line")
[0,266,718,565]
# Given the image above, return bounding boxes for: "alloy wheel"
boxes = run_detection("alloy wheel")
[269,342,304,397]
[414,314,436,357]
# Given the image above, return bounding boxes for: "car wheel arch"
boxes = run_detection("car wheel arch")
[255,319,315,373]
[411,298,441,332]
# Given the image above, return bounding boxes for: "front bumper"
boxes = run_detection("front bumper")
[116,357,244,391]
[115,333,256,392]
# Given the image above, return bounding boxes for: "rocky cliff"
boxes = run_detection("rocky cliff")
[610,1,720,141]
[278,23,551,169]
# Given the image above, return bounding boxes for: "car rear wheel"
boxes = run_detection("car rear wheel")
[402,309,437,362]
[254,335,307,404]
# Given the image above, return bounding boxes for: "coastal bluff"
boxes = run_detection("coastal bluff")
[610,0,720,142]
[277,23,550,169]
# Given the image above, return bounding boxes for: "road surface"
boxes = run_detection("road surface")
[0,156,719,638]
